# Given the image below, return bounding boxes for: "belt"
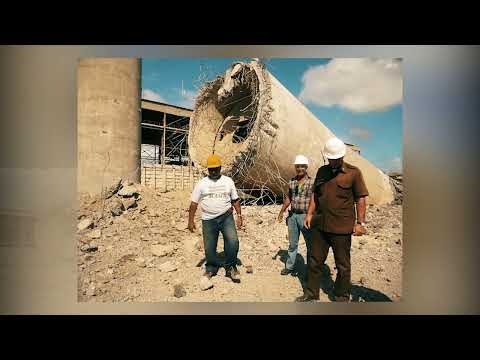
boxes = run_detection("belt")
[291,209,307,214]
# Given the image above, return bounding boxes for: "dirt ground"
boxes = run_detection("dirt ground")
[77,182,402,303]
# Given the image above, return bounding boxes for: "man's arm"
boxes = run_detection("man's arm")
[188,201,198,232]
[232,198,241,215]
[353,196,367,236]
[231,198,243,229]
[355,196,366,224]
[229,180,243,229]
[352,169,369,236]
[278,194,291,222]
[304,193,316,229]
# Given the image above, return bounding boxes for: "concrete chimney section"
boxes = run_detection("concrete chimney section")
[77,58,141,195]
[189,60,394,205]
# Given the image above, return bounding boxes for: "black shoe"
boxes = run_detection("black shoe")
[281,268,293,276]
[295,294,319,302]
[225,266,241,283]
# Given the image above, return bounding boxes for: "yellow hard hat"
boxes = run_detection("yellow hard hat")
[206,154,222,168]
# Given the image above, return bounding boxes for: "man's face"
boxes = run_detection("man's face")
[208,167,221,180]
[295,164,308,177]
[328,157,343,170]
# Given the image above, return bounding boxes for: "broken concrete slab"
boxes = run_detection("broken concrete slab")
[122,198,137,210]
[199,276,214,291]
[118,185,138,197]
[158,261,177,272]
[77,218,94,231]
[151,244,175,257]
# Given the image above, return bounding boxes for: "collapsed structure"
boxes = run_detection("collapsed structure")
[189,60,394,205]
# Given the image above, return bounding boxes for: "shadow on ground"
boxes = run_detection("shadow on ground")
[274,249,393,302]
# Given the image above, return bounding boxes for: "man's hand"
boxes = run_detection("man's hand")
[353,223,366,236]
[277,211,284,223]
[236,215,243,229]
[304,214,313,229]
[188,221,196,233]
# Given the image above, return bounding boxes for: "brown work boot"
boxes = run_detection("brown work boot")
[225,266,241,283]
[295,294,319,302]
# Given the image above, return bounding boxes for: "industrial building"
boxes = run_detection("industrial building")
[140,99,202,190]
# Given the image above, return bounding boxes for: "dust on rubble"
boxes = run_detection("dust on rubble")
[77,182,402,303]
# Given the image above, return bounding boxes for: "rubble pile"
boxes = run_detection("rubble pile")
[77,180,402,303]
[388,172,403,205]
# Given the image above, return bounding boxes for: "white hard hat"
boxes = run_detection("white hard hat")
[324,138,346,159]
[293,155,309,165]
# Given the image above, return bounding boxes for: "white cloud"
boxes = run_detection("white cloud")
[178,88,197,109]
[142,89,166,103]
[299,58,403,112]
[350,127,371,140]
[380,156,402,173]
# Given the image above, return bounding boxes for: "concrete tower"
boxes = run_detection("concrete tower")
[77,58,141,195]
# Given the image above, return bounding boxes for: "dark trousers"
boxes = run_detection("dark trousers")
[305,229,352,299]
[201,211,239,274]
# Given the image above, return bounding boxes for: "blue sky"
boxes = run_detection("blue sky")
[141,58,403,173]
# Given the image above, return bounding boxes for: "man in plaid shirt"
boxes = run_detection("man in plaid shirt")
[277,155,314,277]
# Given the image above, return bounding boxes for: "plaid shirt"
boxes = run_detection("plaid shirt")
[288,174,313,212]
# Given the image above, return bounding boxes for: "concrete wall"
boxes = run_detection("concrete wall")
[78,58,141,195]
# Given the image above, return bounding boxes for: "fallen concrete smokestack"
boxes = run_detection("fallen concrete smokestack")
[189,60,394,204]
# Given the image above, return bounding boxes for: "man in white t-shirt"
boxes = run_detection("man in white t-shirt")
[188,154,243,283]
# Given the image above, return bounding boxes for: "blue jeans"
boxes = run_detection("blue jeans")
[202,211,240,274]
[286,213,312,271]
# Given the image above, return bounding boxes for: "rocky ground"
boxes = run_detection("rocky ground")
[77,180,402,302]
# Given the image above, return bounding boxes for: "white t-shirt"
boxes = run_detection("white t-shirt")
[191,175,239,220]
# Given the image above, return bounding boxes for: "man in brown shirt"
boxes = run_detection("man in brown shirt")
[296,138,369,302]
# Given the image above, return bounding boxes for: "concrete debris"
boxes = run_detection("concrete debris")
[151,227,166,236]
[388,172,403,205]
[175,224,186,232]
[135,257,147,268]
[81,243,98,253]
[77,183,401,302]
[122,198,137,210]
[77,218,94,231]
[118,185,138,197]
[174,284,187,298]
[199,276,214,291]
[104,178,123,199]
[158,261,177,272]
[151,244,175,257]
[111,200,124,216]
[86,283,96,296]
[88,229,102,239]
